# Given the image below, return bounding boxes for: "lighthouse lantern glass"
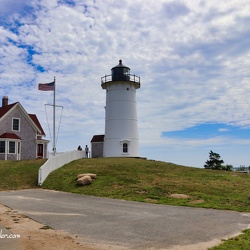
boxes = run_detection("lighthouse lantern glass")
[111,62,130,81]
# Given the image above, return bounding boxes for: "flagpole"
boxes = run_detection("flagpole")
[53,76,56,156]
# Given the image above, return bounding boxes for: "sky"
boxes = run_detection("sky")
[0,0,250,168]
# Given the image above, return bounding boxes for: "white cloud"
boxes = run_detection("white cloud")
[0,0,249,167]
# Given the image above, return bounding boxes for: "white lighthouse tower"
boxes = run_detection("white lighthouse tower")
[101,60,140,157]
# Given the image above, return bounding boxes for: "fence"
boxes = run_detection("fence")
[38,150,85,185]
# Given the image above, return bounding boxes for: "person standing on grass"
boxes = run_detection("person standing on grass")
[85,145,89,158]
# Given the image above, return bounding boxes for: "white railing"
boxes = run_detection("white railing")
[38,150,85,185]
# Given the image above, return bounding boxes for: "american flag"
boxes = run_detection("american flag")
[38,81,55,91]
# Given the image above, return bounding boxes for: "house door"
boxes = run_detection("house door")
[37,144,43,158]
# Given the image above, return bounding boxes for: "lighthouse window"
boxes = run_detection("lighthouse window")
[123,68,130,75]
[123,143,128,153]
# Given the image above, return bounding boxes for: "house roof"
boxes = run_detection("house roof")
[0,102,18,118]
[29,114,45,136]
[0,132,22,140]
[91,134,105,142]
[0,101,45,136]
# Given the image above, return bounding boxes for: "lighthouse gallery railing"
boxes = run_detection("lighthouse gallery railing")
[101,74,140,84]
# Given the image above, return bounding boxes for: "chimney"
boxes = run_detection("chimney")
[2,96,8,107]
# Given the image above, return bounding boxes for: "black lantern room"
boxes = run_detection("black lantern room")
[101,60,140,89]
[111,60,130,81]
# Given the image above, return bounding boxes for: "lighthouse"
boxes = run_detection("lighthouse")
[101,60,141,157]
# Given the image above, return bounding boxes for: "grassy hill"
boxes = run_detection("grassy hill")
[41,157,250,212]
[1,158,249,212]
[0,159,46,190]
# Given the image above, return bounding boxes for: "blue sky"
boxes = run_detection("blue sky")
[163,124,250,140]
[0,0,250,168]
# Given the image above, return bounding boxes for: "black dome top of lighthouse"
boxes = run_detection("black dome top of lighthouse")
[111,59,130,71]
[101,60,140,89]
[111,60,130,81]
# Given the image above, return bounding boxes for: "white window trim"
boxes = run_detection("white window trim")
[0,139,21,160]
[8,141,16,154]
[120,139,131,155]
[12,118,20,132]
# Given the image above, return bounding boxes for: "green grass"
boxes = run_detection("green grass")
[0,159,46,190]
[1,157,250,249]
[42,158,250,212]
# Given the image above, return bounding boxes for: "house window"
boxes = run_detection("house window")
[12,118,20,131]
[0,141,5,153]
[9,141,16,154]
[123,143,128,153]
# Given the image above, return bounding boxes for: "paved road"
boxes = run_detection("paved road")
[0,189,250,250]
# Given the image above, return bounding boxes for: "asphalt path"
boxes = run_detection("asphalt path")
[0,189,250,250]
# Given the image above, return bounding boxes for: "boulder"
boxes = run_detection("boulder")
[77,176,92,186]
[77,173,97,180]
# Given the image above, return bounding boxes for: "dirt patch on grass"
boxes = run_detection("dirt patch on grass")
[169,194,204,204]
[169,193,192,199]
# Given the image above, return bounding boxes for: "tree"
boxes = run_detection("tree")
[222,164,233,171]
[204,150,224,170]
